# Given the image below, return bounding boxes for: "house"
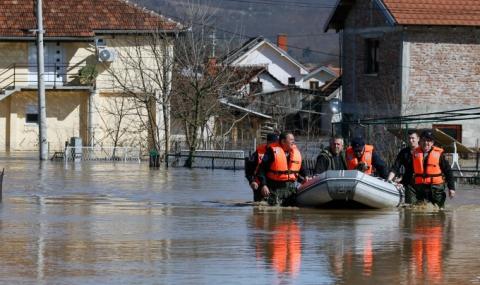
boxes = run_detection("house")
[224,35,309,88]
[325,0,480,147]
[0,0,183,152]
[222,36,340,138]
[302,65,340,90]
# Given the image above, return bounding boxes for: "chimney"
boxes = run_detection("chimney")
[207,57,217,75]
[277,34,288,52]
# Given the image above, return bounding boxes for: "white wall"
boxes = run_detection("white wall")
[258,73,284,93]
[234,43,305,86]
[302,70,336,89]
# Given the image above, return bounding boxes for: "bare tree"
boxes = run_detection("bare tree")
[101,1,247,166]
[102,29,179,160]
[170,4,247,167]
[94,94,141,157]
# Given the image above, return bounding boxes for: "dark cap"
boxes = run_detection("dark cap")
[420,130,435,140]
[266,133,279,142]
[351,136,365,149]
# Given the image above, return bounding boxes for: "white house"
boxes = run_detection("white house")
[223,35,309,89]
[302,65,340,90]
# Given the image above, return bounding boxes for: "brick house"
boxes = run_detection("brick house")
[325,0,480,147]
[0,0,183,152]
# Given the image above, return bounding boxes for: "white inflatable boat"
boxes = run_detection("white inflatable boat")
[296,170,404,209]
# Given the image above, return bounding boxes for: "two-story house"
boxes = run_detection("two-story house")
[0,0,183,152]
[224,35,309,89]
[325,0,480,147]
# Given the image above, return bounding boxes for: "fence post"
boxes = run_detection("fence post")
[54,63,57,88]
[233,158,236,171]
[0,168,4,202]
[211,157,214,169]
[13,64,16,89]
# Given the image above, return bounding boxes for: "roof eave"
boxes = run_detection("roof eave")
[373,0,397,26]
[94,28,188,35]
[0,36,96,41]
[323,0,397,32]
[263,41,309,73]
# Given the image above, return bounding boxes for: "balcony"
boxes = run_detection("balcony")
[0,63,93,99]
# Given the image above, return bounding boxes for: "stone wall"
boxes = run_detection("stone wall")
[403,27,480,146]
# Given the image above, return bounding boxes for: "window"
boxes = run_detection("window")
[365,39,379,74]
[288,77,296,85]
[433,124,462,142]
[249,81,263,94]
[25,104,38,124]
[309,81,319,90]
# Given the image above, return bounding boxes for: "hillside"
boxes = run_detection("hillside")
[133,0,340,67]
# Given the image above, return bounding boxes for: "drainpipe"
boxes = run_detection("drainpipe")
[88,89,98,147]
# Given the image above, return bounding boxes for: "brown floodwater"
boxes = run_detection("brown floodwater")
[0,153,479,284]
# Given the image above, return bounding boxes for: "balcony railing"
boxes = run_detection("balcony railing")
[0,63,93,94]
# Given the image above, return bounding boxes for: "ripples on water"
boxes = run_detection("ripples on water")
[0,154,479,284]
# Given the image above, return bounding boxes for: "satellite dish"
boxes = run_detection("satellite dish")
[329,98,342,114]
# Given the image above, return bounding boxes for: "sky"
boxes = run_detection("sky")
[135,0,340,67]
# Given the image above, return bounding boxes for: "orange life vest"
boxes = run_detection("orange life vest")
[412,146,445,185]
[346,145,374,174]
[266,143,302,182]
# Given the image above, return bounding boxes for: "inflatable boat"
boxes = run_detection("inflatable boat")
[296,170,404,209]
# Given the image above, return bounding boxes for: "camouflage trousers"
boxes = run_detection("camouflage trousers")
[406,184,447,208]
[267,182,297,207]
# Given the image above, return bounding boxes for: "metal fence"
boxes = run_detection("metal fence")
[64,146,141,163]
[166,150,245,170]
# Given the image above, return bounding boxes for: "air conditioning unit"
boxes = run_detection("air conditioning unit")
[97,47,117,62]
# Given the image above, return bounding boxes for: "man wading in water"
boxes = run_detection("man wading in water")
[256,132,307,206]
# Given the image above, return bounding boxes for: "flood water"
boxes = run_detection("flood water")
[0,154,480,284]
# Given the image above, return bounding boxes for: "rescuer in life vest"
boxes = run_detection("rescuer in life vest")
[256,132,307,206]
[245,133,279,202]
[345,136,388,179]
[387,130,420,203]
[411,130,455,208]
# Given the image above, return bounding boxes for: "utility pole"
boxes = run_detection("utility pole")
[37,0,48,160]
[209,29,216,58]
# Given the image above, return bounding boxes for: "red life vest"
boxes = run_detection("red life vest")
[256,144,267,164]
[346,145,374,174]
[252,143,268,178]
[412,146,445,185]
[266,143,302,182]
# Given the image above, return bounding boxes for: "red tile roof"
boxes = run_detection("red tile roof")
[325,0,480,31]
[382,0,480,26]
[0,0,183,38]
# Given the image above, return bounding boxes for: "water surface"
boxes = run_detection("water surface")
[0,154,479,284]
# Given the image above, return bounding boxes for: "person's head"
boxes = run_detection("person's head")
[420,130,435,152]
[266,133,279,145]
[329,135,344,155]
[350,136,365,158]
[407,130,420,149]
[279,132,295,151]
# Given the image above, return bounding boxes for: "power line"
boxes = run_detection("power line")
[165,0,480,15]
[157,9,480,75]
